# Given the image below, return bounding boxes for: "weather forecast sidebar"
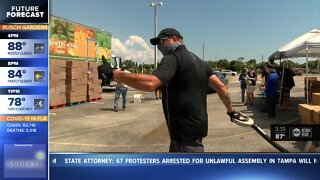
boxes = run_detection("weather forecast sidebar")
[0,0,49,179]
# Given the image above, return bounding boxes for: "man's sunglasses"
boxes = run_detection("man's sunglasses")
[159,36,170,43]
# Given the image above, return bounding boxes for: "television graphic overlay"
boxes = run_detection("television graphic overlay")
[0,0,317,179]
[0,0,49,179]
[47,1,320,179]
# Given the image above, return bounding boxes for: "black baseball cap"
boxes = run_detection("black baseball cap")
[150,28,183,45]
[266,62,275,69]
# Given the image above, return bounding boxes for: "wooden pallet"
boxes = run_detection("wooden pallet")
[50,104,67,109]
[87,97,102,102]
[67,100,86,107]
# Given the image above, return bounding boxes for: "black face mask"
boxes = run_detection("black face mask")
[157,42,181,55]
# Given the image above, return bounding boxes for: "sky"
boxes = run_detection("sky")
[51,0,320,64]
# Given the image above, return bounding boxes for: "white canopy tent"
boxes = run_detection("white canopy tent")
[268,29,320,104]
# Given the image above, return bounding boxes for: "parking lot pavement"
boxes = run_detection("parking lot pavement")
[50,75,314,153]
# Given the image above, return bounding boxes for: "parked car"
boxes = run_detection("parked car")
[207,71,229,94]
[221,69,237,76]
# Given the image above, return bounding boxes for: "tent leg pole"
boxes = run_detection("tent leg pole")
[306,45,309,104]
[318,57,320,74]
[279,59,286,107]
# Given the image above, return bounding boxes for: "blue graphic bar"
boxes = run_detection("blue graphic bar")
[0,0,49,179]
[50,153,320,180]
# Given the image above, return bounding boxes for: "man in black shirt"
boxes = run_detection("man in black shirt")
[113,28,237,152]
[97,55,112,87]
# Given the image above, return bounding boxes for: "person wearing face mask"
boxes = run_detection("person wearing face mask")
[112,28,238,152]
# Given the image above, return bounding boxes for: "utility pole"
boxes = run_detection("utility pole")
[148,2,163,68]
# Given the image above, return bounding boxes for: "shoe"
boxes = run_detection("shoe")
[114,109,118,112]
[264,116,274,119]
[122,108,126,111]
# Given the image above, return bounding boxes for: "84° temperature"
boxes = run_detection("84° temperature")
[8,70,26,78]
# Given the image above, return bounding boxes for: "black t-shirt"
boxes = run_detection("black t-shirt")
[97,63,111,80]
[153,45,214,141]
[261,69,268,82]
[247,71,257,86]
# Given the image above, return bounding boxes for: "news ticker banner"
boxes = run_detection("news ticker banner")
[0,0,49,179]
[50,153,320,179]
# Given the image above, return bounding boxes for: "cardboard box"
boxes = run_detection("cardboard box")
[50,98,67,106]
[299,104,320,124]
[66,95,86,103]
[87,94,101,100]
[88,62,99,68]
[50,79,65,86]
[66,79,81,84]
[133,94,142,104]
[52,67,67,74]
[53,72,66,80]
[79,61,88,69]
[80,78,88,85]
[66,60,80,68]
[312,108,320,124]
[299,104,315,124]
[309,86,320,102]
[49,91,66,106]
[312,93,320,105]
[55,60,67,67]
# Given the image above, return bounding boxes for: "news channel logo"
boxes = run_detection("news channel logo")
[292,127,312,138]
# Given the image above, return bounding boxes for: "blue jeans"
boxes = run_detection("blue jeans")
[114,87,128,110]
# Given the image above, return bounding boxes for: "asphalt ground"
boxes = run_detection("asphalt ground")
[49,74,315,153]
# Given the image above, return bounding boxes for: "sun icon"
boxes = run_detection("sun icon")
[35,73,41,80]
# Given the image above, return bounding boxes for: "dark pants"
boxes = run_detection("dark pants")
[169,139,204,153]
[266,96,277,117]
[241,88,246,103]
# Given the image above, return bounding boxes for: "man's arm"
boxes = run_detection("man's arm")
[113,70,162,91]
[208,75,234,113]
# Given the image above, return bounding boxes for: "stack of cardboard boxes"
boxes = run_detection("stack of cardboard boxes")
[49,59,103,107]
[304,77,320,102]
[87,62,102,101]
[299,77,320,124]
[299,92,320,124]
[49,60,67,106]
[66,61,88,104]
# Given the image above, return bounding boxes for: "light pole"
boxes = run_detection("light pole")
[202,42,207,61]
[148,1,163,68]
[202,42,205,61]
